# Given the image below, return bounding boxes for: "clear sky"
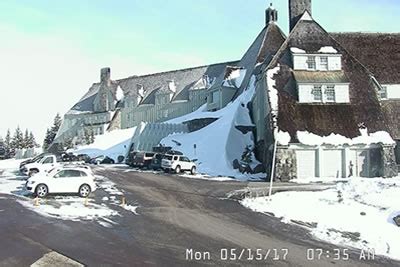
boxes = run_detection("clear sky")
[0,0,398,144]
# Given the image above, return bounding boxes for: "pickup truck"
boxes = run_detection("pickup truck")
[20,154,84,177]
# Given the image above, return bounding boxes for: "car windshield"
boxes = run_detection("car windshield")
[165,155,173,160]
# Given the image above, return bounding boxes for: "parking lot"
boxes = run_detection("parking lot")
[0,163,398,266]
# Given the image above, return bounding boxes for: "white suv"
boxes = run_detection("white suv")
[26,167,96,198]
[161,155,196,174]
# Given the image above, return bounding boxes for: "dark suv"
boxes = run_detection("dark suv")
[131,152,155,169]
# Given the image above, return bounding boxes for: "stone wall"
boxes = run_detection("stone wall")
[381,145,398,178]
[274,146,297,182]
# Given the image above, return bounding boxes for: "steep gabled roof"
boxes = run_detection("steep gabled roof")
[67,61,235,114]
[265,12,390,141]
[331,32,400,84]
[210,22,286,98]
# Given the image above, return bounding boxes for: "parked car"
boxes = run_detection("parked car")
[60,152,79,162]
[20,154,60,176]
[161,154,196,174]
[89,155,115,165]
[77,154,91,163]
[19,153,50,171]
[26,167,96,198]
[131,152,155,169]
[150,153,164,170]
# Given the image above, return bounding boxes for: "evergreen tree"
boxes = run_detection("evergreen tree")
[23,129,29,149]
[4,129,11,158]
[43,113,62,151]
[11,127,24,150]
[28,131,39,148]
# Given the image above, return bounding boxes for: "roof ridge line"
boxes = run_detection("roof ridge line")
[117,60,239,82]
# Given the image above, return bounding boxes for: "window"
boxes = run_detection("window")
[181,156,190,162]
[325,86,336,102]
[320,56,328,71]
[380,86,388,99]
[307,56,316,70]
[312,85,322,101]
[211,91,220,104]
[54,170,82,178]
[43,157,54,164]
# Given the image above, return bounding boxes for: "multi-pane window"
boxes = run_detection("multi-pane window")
[307,56,316,70]
[380,86,388,99]
[320,56,328,70]
[312,85,322,101]
[325,86,336,102]
[211,91,220,104]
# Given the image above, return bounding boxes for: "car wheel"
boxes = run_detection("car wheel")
[190,166,196,175]
[35,184,48,198]
[175,165,181,174]
[79,184,91,198]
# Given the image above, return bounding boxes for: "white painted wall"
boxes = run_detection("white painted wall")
[335,84,350,103]
[383,84,400,99]
[298,84,350,103]
[293,54,342,71]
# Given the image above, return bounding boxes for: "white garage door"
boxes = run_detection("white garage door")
[322,149,343,178]
[296,150,317,179]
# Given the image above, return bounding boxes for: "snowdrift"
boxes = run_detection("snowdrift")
[161,76,264,180]
[72,127,136,162]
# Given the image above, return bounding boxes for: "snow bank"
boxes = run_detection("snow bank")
[318,46,338,53]
[297,129,395,146]
[72,127,136,161]
[266,65,281,120]
[223,69,247,88]
[242,177,400,260]
[161,76,264,180]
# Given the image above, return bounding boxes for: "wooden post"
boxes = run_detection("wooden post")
[121,196,126,207]
[84,197,89,207]
[34,197,40,206]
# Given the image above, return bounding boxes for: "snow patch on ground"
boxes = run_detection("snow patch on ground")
[241,177,400,260]
[72,127,136,161]
[122,204,138,215]
[18,198,119,222]
[179,173,235,181]
[161,76,265,180]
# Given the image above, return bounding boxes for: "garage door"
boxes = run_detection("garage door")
[296,150,317,179]
[349,150,370,177]
[322,149,344,178]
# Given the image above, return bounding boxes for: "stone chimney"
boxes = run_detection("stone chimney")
[265,3,278,25]
[100,67,111,84]
[289,0,312,31]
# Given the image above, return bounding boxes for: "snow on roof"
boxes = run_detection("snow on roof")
[290,47,306,54]
[223,68,247,88]
[161,76,264,179]
[300,11,313,21]
[115,85,124,102]
[296,128,395,146]
[318,46,338,53]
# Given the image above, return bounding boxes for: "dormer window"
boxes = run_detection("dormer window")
[307,56,316,70]
[325,85,336,102]
[312,85,322,101]
[320,57,328,71]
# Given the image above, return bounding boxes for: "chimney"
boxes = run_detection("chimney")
[265,3,278,25]
[100,67,111,84]
[289,0,312,31]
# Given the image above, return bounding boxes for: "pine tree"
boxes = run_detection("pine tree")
[43,113,62,151]
[23,129,29,149]
[11,127,24,150]
[28,131,39,148]
[4,129,11,158]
